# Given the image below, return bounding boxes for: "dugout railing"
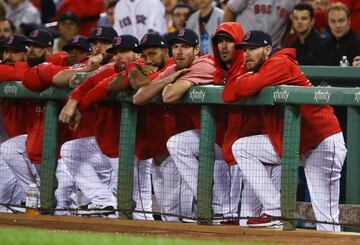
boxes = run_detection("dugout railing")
[0,66,359,231]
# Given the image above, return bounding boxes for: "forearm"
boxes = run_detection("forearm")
[52,68,88,87]
[128,69,151,90]
[133,78,171,105]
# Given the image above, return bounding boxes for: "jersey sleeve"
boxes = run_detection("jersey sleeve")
[0,62,28,81]
[180,59,215,85]
[150,1,167,35]
[227,0,247,15]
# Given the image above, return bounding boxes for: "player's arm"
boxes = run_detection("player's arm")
[133,69,189,105]
[162,79,194,103]
[52,54,102,87]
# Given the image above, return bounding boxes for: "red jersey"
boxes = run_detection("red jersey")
[222,48,341,157]
[0,62,33,137]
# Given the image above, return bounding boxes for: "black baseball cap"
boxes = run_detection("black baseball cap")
[2,34,27,52]
[24,29,54,48]
[134,33,167,53]
[236,30,272,49]
[63,35,92,52]
[59,12,79,24]
[106,35,139,53]
[88,26,118,43]
[211,31,235,44]
[168,28,199,47]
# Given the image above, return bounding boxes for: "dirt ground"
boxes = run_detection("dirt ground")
[0,214,359,245]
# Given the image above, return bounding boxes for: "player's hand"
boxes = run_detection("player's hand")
[141,65,158,75]
[69,109,82,131]
[59,99,78,124]
[83,54,102,72]
[165,68,191,84]
[353,56,360,67]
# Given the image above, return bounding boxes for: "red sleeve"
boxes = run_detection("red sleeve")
[69,66,116,102]
[22,63,67,91]
[78,73,119,111]
[0,62,28,81]
[222,57,291,103]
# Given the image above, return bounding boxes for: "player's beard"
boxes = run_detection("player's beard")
[246,55,266,72]
[27,53,46,67]
[156,57,165,70]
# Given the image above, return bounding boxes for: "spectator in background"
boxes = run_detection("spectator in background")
[55,0,105,37]
[53,12,79,53]
[97,0,117,27]
[0,1,6,19]
[186,0,223,54]
[332,0,360,35]
[223,0,300,47]
[287,3,328,65]
[163,0,178,32]
[322,2,360,66]
[169,3,192,32]
[216,0,228,10]
[187,0,199,11]
[0,18,15,60]
[4,0,41,30]
[113,0,167,40]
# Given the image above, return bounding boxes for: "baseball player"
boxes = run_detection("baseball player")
[0,34,30,212]
[113,0,167,40]
[223,0,300,47]
[58,35,154,219]
[53,27,117,216]
[224,30,346,231]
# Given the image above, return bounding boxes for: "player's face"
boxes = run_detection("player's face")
[141,47,167,69]
[243,45,271,72]
[113,48,136,70]
[217,36,235,67]
[26,44,50,67]
[0,20,13,40]
[66,48,90,66]
[58,20,79,40]
[173,7,191,29]
[91,40,112,56]
[328,9,350,39]
[291,10,314,35]
[172,42,199,69]
[3,48,26,63]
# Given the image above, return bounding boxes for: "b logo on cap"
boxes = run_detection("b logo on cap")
[141,35,147,44]
[30,30,39,38]
[244,32,251,41]
[96,27,102,36]
[114,36,122,45]
[178,29,185,37]
[72,35,79,43]
[7,36,14,45]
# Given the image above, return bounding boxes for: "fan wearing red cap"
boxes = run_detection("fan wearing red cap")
[224,30,345,231]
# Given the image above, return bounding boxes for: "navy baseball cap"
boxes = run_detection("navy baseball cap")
[88,26,118,43]
[106,35,139,53]
[236,30,272,49]
[212,31,235,44]
[2,34,27,52]
[59,12,79,24]
[168,28,199,47]
[134,33,167,53]
[24,29,54,48]
[63,35,92,52]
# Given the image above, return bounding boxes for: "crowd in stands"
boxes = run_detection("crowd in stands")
[0,0,357,232]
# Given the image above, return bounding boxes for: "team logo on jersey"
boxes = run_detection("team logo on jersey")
[72,35,80,43]
[178,29,185,37]
[7,35,14,44]
[136,15,147,25]
[96,27,103,36]
[141,35,148,44]
[114,36,122,45]
[30,30,39,38]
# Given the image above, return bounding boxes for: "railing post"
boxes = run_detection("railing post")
[281,105,301,230]
[40,101,59,214]
[346,107,360,204]
[197,105,216,225]
[117,102,137,219]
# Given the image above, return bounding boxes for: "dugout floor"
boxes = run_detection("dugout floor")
[0,214,359,244]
